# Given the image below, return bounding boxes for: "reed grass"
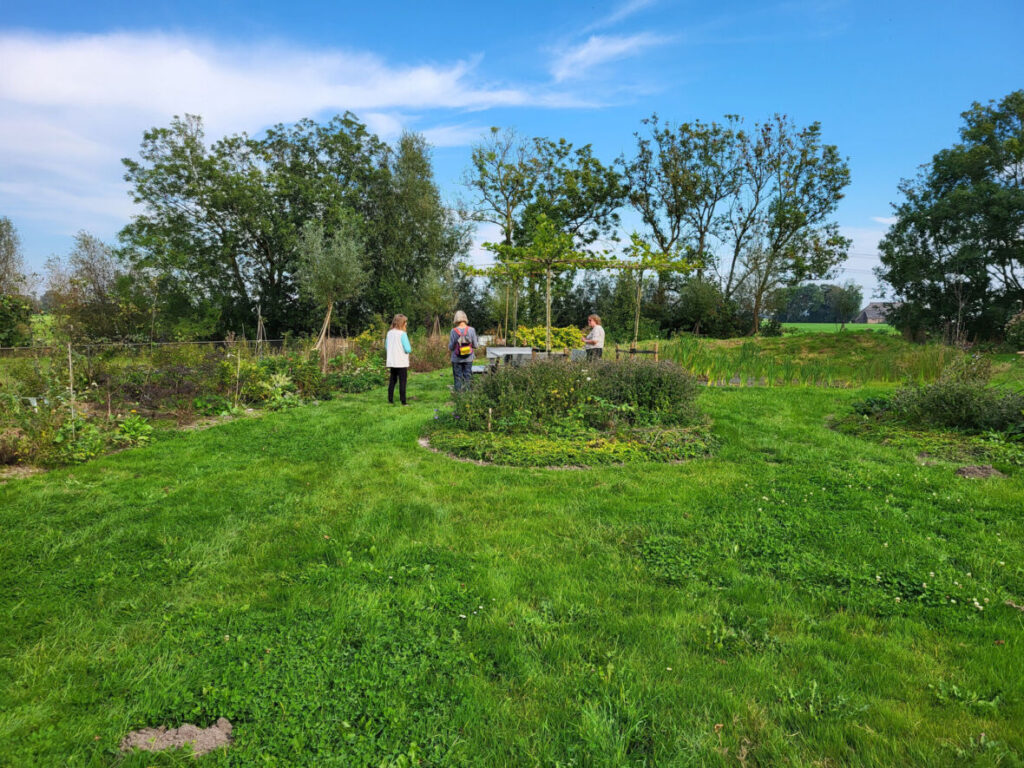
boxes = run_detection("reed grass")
[657,333,959,387]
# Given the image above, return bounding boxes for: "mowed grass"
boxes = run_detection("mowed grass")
[2,373,1023,766]
[782,322,897,334]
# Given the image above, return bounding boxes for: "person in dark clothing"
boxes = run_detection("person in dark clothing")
[448,310,478,392]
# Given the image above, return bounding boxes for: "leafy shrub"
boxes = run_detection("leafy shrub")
[851,355,1024,433]
[52,416,105,464]
[352,316,389,356]
[193,394,232,416]
[514,325,586,350]
[114,414,154,447]
[759,318,783,337]
[0,426,25,464]
[1005,311,1024,351]
[326,352,385,393]
[888,383,1024,433]
[449,359,699,434]
[0,295,32,346]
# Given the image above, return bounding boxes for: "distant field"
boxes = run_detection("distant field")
[782,322,897,334]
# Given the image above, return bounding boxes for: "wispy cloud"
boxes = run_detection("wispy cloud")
[550,33,671,82]
[871,216,897,225]
[0,31,583,257]
[0,32,564,122]
[583,0,658,32]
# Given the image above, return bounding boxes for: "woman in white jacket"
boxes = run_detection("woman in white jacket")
[385,314,412,405]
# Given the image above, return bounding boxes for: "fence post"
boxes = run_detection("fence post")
[654,342,659,362]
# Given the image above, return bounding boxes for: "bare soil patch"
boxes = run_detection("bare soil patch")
[955,465,1006,479]
[120,717,232,757]
[0,464,46,484]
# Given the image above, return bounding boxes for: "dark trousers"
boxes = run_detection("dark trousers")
[586,347,603,360]
[452,361,473,392]
[388,367,408,404]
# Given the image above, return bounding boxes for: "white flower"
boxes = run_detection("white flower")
[459,614,467,619]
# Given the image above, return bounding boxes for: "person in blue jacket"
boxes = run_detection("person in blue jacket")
[448,310,478,392]
[385,314,412,405]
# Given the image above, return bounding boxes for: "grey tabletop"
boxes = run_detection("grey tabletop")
[484,346,535,358]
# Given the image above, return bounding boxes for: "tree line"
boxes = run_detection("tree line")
[5,90,1017,346]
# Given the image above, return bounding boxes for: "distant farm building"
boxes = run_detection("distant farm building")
[853,302,900,324]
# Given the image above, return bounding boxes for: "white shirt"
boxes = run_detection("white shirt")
[586,324,605,349]
[385,329,410,368]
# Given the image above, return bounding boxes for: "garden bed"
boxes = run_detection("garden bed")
[426,358,716,467]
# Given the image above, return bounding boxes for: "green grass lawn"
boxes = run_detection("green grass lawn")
[2,373,1023,766]
[781,323,897,334]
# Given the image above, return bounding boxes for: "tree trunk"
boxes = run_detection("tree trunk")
[503,282,510,344]
[512,285,519,346]
[545,267,552,353]
[315,300,334,372]
[633,271,644,350]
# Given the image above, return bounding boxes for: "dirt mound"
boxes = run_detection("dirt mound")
[120,717,232,757]
[955,465,1006,479]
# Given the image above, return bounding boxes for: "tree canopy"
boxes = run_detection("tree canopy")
[877,90,1024,342]
[120,114,464,338]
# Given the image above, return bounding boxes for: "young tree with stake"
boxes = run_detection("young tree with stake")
[297,214,366,370]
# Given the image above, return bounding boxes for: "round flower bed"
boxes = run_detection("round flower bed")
[424,359,716,467]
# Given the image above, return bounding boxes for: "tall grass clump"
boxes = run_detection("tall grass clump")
[660,333,959,386]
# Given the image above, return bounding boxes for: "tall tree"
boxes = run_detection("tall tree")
[0,216,25,295]
[622,116,743,300]
[878,90,1024,342]
[362,132,468,324]
[462,127,537,246]
[727,117,851,332]
[45,232,160,341]
[121,113,462,338]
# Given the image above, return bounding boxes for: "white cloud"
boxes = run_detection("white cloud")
[0,33,551,120]
[0,31,584,266]
[871,216,897,225]
[550,33,671,82]
[420,123,491,148]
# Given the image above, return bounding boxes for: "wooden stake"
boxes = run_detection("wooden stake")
[67,342,75,440]
[233,346,242,408]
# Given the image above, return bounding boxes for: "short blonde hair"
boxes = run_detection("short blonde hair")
[588,314,601,325]
[453,310,468,325]
[390,314,407,330]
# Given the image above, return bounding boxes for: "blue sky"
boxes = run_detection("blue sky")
[2,0,1022,298]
